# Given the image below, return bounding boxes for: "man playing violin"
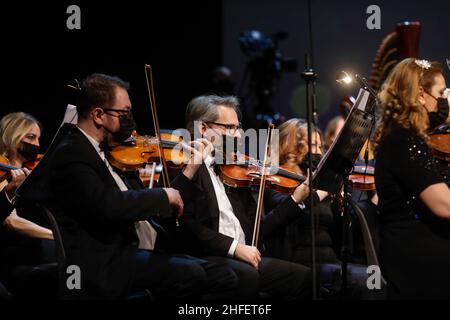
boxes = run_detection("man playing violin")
[172,95,313,300]
[44,74,238,300]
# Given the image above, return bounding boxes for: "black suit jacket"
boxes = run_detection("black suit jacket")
[178,164,309,257]
[118,168,199,253]
[47,127,172,299]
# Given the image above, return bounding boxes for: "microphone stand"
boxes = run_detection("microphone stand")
[354,74,378,102]
[301,53,318,300]
[301,0,319,300]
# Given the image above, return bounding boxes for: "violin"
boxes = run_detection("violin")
[108,131,191,172]
[0,154,18,182]
[23,154,44,170]
[217,154,307,194]
[0,154,43,182]
[348,165,376,190]
[429,125,450,162]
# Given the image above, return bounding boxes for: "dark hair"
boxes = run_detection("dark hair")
[76,73,130,119]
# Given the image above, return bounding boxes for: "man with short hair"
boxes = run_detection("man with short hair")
[176,95,313,300]
[46,74,237,300]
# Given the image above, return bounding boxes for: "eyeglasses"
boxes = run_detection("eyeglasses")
[102,108,131,117]
[206,122,242,134]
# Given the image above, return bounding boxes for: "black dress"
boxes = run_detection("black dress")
[263,190,340,265]
[375,124,450,299]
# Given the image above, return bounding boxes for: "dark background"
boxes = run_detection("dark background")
[1,0,449,150]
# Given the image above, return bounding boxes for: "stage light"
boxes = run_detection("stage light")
[336,70,378,100]
[336,71,353,85]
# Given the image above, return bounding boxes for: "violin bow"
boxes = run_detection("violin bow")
[251,124,275,247]
[144,65,171,189]
[144,65,180,226]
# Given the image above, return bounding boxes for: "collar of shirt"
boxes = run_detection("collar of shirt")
[77,126,130,193]
[76,126,104,159]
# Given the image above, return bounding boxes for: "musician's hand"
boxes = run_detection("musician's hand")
[292,177,310,204]
[183,138,214,179]
[163,188,184,219]
[234,243,261,269]
[4,168,30,198]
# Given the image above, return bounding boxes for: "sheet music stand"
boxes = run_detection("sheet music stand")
[312,88,376,293]
[313,89,374,192]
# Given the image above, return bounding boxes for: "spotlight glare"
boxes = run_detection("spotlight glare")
[343,76,352,84]
[336,71,353,85]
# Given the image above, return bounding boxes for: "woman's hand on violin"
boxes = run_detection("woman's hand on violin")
[234,243,261,269]
[4,168,30,198]
[183,138,214,180]
[163,187,184,219]
[292,179,310,204]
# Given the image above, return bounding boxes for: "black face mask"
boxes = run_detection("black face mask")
[18,141,40,162]
[114,112,136,142]
[103,111,137,143]
[299,153,322,173]
[427,93,449,129]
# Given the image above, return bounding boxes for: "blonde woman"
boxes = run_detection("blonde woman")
[0,112,37,206]
[374,58,450,299]
[0,112,53,282]
[0,112,53,240]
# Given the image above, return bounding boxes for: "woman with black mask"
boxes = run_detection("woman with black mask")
[264,119,336,264]
[0,112,55,298]
[374,58,450,299]
[263,118,372,299]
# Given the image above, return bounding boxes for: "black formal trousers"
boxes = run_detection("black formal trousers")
[206,256,312,301]
[133,250,238,301]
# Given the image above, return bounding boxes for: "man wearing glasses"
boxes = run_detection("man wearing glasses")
[44,74,238,299]
[173,95,314,300]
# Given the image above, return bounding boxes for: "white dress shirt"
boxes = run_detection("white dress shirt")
[204,155,246,257]
[77,126,157,250]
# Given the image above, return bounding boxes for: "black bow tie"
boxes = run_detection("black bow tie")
[213,163,221,176]
[99,140,111,156]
